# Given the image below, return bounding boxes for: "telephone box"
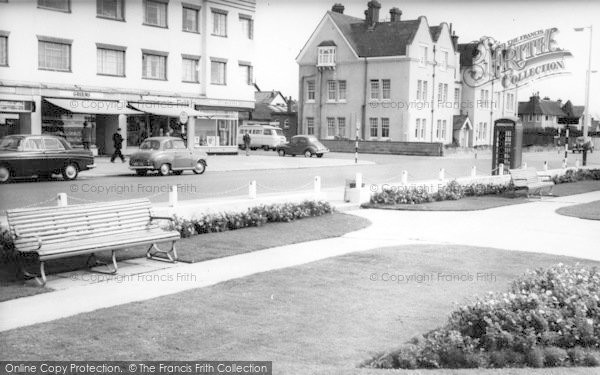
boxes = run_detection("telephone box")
[492,117,523,175]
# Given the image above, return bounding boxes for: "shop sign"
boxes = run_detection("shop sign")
[179,111,189,124]
[463,28,572,88]
[59,90,105,99]
[0,100,33,112]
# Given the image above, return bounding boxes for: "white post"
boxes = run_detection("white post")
[575,159,580,168]
[401,170,408,185]
[498,163,504,175]
[249,180,257,199]
[438,168,445,181]
[169,185,178,207]
[562,159,567,169]
[543,161,548,171]
[314,176,321,196]
[522,162,527,169]
[57,193,68,207]
[471,166,477,177]
[355,172,363,189]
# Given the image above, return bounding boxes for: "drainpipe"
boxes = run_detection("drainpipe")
[317,69,324,138]
[430,45,436,142]
[362,57,368,140]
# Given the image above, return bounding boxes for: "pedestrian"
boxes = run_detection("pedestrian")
[111,128,125,163]
[81,122,92,150]
[243,132,251,156]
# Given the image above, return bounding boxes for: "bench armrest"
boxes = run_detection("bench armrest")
[150,216,176,222]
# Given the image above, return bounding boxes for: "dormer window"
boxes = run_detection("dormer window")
[317,41,336,68]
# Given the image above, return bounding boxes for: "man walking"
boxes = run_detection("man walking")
[243,132,251,156]
[81,122,92,150]
[111,128,125,163]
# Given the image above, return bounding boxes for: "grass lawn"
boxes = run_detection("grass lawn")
[364,180,600,211]
[0,212,371,302]
[1,244,599,375]
[556,200,600,221]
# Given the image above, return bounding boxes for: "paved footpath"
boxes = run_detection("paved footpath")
[1,191,599,332]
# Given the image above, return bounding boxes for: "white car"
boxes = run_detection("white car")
[237,124,286,151]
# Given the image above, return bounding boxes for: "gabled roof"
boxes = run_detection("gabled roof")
[453,114,471,130]
[254,90,286,105]
[429,26,442,41]
[327,10,422,57]
[518,99,565,116]
[318,40,337,47]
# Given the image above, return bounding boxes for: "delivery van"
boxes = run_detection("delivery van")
[238,124,287,151]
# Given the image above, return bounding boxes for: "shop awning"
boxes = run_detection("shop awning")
[45,98,142,115]
[130,102,208,118]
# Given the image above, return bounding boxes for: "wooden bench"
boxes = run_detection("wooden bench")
[6,198,180,286]
[508,167,554,197]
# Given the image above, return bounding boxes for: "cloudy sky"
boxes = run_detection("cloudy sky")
[254,0,600,115]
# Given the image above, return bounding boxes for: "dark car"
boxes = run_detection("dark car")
[572,136,594,153]
[0,134,95,183]
[276,135,329,158]
[129,136,208,176]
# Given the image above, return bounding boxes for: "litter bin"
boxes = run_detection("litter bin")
[492,117,523,175]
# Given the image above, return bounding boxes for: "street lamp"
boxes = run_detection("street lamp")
[574,25,593,165]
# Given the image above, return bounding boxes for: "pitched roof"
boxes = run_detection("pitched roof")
[453,114,471,130]
[327,10,422,57]
[429,26,442,41]
[518,98,565,116]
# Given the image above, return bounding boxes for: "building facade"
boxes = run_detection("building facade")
[0,0,255,154]
[296,1,461,145]
[518,93,584,130]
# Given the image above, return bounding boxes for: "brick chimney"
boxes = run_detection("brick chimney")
[389,7,402,22]
[331,3,345,14]
[450,31,459,50]
[365,0,381,27]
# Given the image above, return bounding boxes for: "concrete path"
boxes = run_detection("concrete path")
[1,191,599,332]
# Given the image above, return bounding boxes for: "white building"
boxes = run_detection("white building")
[0,0,255,154]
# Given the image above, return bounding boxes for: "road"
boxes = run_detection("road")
[0,149,598,212]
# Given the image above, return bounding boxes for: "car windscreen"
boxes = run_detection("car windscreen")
[274,129,284,136]
[140,140,161,150]
[0,136,24,150]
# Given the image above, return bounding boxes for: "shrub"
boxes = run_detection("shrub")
[526,347,545,368]
[543,346,568,367]
[552,168,600,184]
[584,352,600,366]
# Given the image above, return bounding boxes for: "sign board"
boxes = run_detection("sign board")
[59,90,105,99]
[179,111,189,124]
[0,100,34,113]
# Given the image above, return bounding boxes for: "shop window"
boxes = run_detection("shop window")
[212,9,227,37]
[38,39,71,71]
[97,0,124,20]
[144,0,167,28]
[182,6,199,33]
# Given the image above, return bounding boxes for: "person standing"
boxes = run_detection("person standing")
[81,122,92,150]
[111,128,125,163]
[243,132,251,156]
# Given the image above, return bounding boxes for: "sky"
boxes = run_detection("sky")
[254,0,600,116]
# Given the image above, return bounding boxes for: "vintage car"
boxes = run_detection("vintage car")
[129,136,208,176]
[572,136,594,153]
[276,135,330,158]
[0,134,95,183]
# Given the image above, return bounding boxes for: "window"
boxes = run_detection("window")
[212,10,227,37]
[142,52,167,80]
[422,81,428,101]
[239,15,253,39]
[483,122,487,140]
[317,46,335,67]
[97,0,124,20]
[382,79,391,100]
[0,36,7,66]
[43,137,65,150]
[454,88,460,104]
[370,80,379,100]
[417,80,422,100]
[327,117,336,137]
[239,63,252,85]
[97,47,125,76]
[211,60,226,84]
[369,118,378,138]
[438,83,443,102]
[536,114,540,121]
[38,39,71,71]
[419,45,428,66]
[442,120,447,139]
[421,119,426,139]
[338,80,346,101]
[415,119,420,139]
[327,80,337,101]
[443,84,448,102]
[306,80,315,101]
[306,118,314,135]
[144,0,168,28]
[381,118,389,138]
[529,114,533,121]
[436,119,441,138]
[182,6,199,32]
[545,115,549,121]
[441,50,448,71]
[38,0,70,12]
[337,117,346,138]
[182,57,199,82]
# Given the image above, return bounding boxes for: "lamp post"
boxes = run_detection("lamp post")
[574,25,593,165]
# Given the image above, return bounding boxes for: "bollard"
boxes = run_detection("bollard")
[57,193,68,207]
[562,159,567,169]
[314,176,321,195]
[471,166,477,178]
[401,170,408,185]
[169,185,178,207]
[543,161,548,171]
[249,180,257,199]
[522,162,527,169]
[575,159,580,168]
[355,172,363,188]
[438,168,445,181]
[498,163,504,175]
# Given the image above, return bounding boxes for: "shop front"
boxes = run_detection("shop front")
[0,99,36,137]
[192,109,239,154]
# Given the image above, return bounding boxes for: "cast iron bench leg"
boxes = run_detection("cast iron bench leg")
[146,241,178,263]
[17,256,47,286]
[86,251,118,274]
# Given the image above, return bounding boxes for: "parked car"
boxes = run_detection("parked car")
[129,136,208,176]
[237,124,287,151]
[276,135,329,158]
[0,134,95,183]
[572,136,594,153]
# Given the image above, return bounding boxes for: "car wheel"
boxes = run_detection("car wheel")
[135,170,147,176]
[193,160,206,175]
[62,163,79,181]
[0,166,10,183]
[316,153,324,158]
[304,150,313,158]
[173,170,183,176]
[278,149,286,157]
[159,163,171,176]
[262,145,270,151]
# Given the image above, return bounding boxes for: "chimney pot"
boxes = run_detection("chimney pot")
[365,0,381,26]
[390,7,402,22]
[332,3,345,14]
[450,31,459,49]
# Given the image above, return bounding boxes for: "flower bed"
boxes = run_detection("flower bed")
[363,263,600,369]
[552,168,600,184]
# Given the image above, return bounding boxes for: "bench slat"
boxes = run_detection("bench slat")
[6,198,150,216]
[13,212,152,235]
[7,203,151,224]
